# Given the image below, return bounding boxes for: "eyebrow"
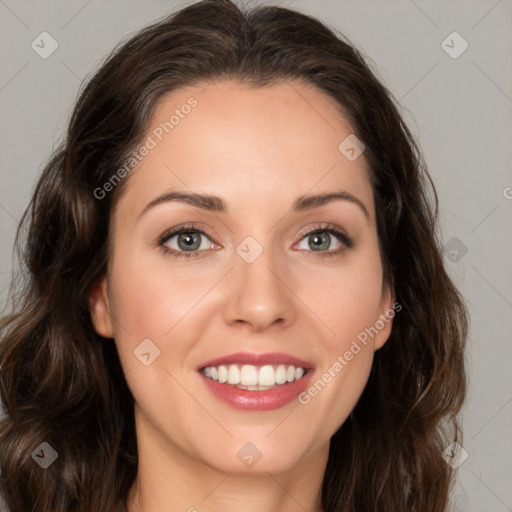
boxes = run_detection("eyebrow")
[138,189,370,219]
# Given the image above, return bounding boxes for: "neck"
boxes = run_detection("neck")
[126,409,327,512]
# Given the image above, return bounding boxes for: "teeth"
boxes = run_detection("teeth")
[218,365,228,383]
[240,365,258,385]
[227,365,240,384]
[258,365,275,386]
[275,365,287,384]
[202,363,307,387]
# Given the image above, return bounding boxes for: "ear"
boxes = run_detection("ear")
[374,283,397,351]
[87,276,114,338]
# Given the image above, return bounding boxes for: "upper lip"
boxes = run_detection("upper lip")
[198,352,314,370]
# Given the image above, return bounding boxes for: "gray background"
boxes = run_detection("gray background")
[1,1,511,511]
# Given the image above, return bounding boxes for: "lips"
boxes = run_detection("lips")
[198,352,313,369]
[197,352,315,411]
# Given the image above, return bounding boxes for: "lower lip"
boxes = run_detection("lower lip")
[199,371,314,411]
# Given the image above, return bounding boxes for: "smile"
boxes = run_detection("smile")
[198,353,314,411]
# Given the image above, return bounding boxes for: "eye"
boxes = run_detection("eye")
[295,224,354,257]
[158,224,216,258]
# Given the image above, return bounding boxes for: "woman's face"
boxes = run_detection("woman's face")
[89,78,395,476]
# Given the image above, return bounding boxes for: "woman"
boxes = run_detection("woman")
[0,0,469,511]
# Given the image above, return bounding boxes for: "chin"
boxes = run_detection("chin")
[194,436,315,476]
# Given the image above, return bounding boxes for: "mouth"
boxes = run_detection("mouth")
[197,352,314,411]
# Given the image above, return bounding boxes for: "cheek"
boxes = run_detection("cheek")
[301,255,384,427]
[106,256,199,423]
[108,252,210,340]
[301,258,384,352]
[106,251,226,410]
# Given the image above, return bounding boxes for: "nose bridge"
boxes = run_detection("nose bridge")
[222,234,296,331]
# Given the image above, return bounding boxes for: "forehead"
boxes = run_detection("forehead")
[115,78,375,221]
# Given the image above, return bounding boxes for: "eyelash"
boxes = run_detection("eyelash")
[157,222,354,259]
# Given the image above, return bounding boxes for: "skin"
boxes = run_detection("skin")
[89,78,395,512]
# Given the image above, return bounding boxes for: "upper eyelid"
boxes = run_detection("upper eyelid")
[159,225,216,245]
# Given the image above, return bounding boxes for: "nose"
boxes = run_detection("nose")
[222,243,297,333]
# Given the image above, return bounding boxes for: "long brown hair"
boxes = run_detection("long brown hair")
[0,1,468,510]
